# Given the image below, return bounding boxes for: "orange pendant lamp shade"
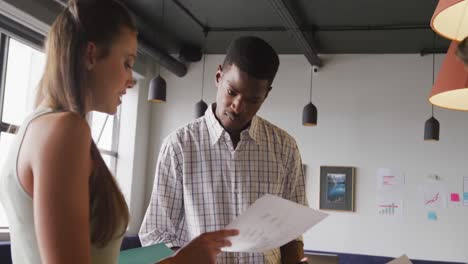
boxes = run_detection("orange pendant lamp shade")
[429,41,468,110]
[431,0,468,41]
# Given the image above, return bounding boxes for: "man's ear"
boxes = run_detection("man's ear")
[85,41,98,70]
[264,86,272,100]
[215,65,223,87]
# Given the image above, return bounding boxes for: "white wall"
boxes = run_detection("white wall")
[145,54,468,262]
[116,58,153,234]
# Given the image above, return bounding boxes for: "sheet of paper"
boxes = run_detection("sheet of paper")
[450,193,460,202]
[418,179,447,209]
[428,211,437,221]
[376,198,403,216]
[386,254,413,264]
[223,194,328,253]
[464,176,468,206]
[377,168,405,191]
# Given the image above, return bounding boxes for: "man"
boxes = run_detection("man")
[139,36,308,264]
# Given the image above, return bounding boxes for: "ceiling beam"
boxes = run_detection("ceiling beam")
[138,40,187,77]
[266,0,322,67]
[53,0,187,77]
[209,24,432,32]
[171,0,207,33]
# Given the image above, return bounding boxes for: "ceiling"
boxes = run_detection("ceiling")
[124,0,450,58]
[47,0,451,73]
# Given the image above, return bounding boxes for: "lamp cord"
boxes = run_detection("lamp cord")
[431,33,436,117]
[309,67,313,102]
[201,32,207,100]
[157,0,165,76]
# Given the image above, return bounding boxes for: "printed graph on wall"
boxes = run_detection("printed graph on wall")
[418,180,447,209]
[376,199,403,216]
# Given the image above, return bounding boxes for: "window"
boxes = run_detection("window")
[90,110,120,175]
[0,37,122,230]
[0,35,45,228]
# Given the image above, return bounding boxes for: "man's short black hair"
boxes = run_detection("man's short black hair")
[222,36,280,86]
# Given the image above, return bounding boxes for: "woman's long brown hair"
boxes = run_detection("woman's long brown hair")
[35,0,136,247]
[456,37,468,66]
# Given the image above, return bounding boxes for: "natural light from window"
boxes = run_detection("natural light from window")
[0,38,45,228]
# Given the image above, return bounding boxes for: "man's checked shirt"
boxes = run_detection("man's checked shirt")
[139,104,307,264]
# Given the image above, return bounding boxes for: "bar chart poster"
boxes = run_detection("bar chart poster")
[377,199,403,216]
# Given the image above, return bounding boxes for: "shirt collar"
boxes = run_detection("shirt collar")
[205,104,260,145]
[205,104,226,145]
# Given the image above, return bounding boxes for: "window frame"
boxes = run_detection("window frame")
[0,32,10,230]
[0,33,9,137]
[89,109,121,176]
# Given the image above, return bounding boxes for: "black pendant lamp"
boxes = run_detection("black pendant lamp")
[424,43,440,141]
[424,106,440,141]
[302,67,318,126]
[148,0,167,103]
[195,33,208,118]
[148,74,166,102]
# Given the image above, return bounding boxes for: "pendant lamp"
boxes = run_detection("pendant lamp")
[424,107,440,141]
[148,0,167,103]
[431,0,468,41]
[148,74,166,102]
[428,41,468,110]
[302,67,318,126]
[425,35,441,141]
[195,33,208,118]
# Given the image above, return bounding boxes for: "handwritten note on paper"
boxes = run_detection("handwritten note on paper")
[223,194,328,253]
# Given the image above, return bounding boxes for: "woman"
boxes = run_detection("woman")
[0,0,237,263]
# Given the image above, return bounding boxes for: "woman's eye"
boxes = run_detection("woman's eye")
[125,62,133,70]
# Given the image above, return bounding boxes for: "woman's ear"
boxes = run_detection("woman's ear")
[85,42,98,70]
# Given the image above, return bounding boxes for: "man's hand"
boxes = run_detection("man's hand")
[280,240,305,264]
[165,229,239,264]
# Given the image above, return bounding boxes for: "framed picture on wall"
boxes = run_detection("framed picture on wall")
[319,166,355,211]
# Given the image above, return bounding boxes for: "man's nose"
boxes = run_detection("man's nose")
[231,97,245,114]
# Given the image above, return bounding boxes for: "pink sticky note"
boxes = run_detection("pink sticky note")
[450,193,460,202]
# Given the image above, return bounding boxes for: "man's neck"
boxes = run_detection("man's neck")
[227,130,241,148]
